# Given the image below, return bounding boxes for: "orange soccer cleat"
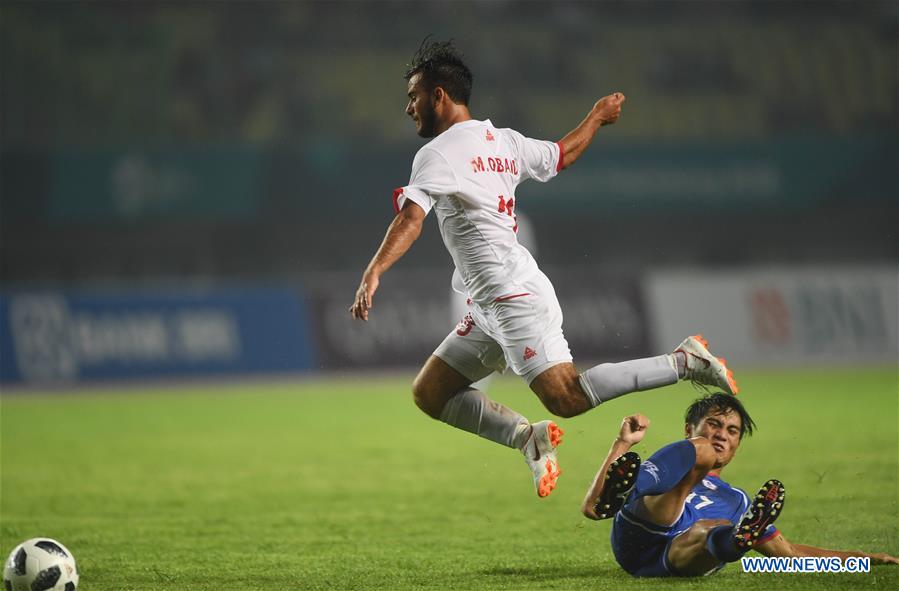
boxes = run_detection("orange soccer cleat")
[674,334,739,395]
[521,420,564,498]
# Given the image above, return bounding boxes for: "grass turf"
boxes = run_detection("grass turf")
[1,368,897,590]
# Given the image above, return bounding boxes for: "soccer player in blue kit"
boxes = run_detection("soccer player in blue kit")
[582,394,899,576]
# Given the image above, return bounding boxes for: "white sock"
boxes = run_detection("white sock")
[578,354,679,407]
[439,388,532,449]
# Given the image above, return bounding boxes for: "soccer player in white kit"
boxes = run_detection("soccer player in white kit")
[350,40,738,498]
[449,209,537,394]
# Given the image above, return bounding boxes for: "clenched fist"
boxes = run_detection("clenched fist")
[617,413,650,445]
[594,92,626,126]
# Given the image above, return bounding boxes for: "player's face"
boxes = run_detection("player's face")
[405,73,437,138]
[688,410,742,468]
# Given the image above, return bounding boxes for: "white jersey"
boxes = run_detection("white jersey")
[394,119,562,305]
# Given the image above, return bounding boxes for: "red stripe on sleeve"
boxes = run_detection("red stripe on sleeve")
[392,187,403,214]
[494,292,531,302]
[555,142,565,172]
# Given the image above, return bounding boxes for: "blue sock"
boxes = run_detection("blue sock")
[706,524,745,563]
[634,439,697,497]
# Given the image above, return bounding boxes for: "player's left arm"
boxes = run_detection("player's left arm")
[581,414,649,520]
[556,92,625,171]
[756,533,899,565]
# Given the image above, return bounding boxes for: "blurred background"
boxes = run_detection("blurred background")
[1,0,896,386]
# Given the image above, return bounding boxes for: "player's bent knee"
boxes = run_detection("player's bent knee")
[680,519,732,549]
[411,377,443,419]
[690,518,731,537]
[411,355,473,419]
[530,368,590,418]
[668,518,734,575]
[539,394,583,418]
[690,437,718,471]
[412,371,443,419]
[673,520,731,553]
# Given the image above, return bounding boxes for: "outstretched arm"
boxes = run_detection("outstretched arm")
[757,533,899,565]
[349,201,425,321]
[581,414,650,520]
[557,92,626,171]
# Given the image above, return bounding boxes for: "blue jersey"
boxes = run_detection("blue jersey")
[611,472,778,577]
[676,474,773,533]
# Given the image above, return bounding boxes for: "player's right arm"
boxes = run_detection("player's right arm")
[349,201,425,321]
[581,414,650,520]
[351,146,455,321]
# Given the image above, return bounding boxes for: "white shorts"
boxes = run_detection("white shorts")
[435,272,572,384]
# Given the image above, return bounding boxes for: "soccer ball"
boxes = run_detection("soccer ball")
[3,538,79,591]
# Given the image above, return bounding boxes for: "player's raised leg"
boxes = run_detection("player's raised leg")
[637,437,720,525]
[413,355,532,449]
[529,334,737,419]
[530,356,678,418]
[412,354,563,497]
[589,436,721,522]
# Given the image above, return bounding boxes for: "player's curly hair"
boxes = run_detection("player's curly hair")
[404,37,473,105]
[685,392,756,439]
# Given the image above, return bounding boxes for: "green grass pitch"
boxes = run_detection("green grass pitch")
[2,368,897,590]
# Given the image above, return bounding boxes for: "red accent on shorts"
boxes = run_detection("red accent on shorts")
[456,313,475,336]
[392,187,404,214]
[524,346,537,361]
[556,142,565,172]
[493,292,530,302]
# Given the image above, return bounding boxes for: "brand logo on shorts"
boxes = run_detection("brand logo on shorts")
[523,346,537,361]
[456,313,475,337]
[485,130,495,141]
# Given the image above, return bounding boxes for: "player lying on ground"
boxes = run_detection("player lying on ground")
[349,39,738,498]
[581,394,899,576]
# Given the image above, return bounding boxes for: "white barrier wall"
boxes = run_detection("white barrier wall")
[645,266,898,367]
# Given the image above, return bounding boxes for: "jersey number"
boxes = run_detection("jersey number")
[685,493,714,510]
[497,195,519,232]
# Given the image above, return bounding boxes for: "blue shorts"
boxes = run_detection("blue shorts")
[610,509,681,577]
